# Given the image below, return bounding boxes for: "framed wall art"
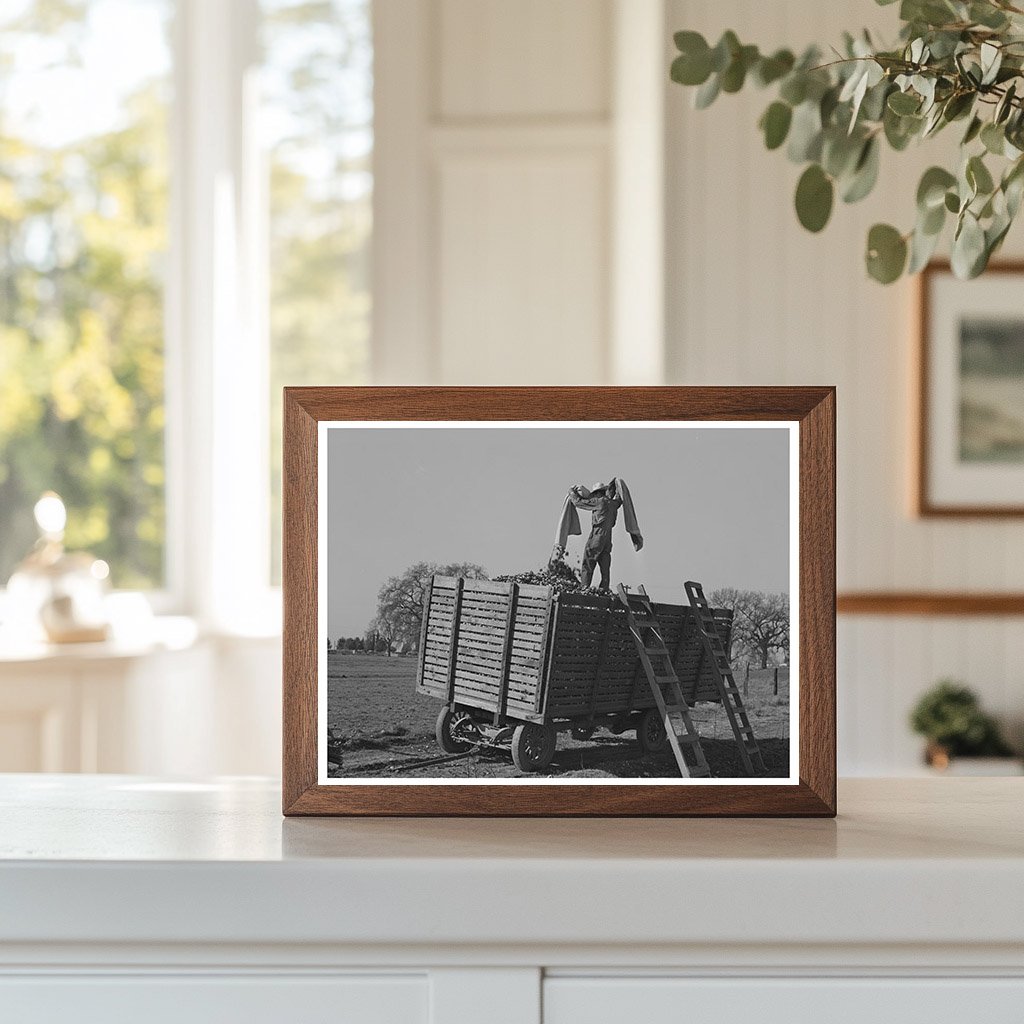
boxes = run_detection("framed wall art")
[917,261,1024,517]
[282,387,836,816]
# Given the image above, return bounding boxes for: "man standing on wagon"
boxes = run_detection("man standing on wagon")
[551,478,643,589]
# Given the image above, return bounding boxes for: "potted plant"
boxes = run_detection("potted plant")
[909,680,1019,772]
[670,0,1024,283]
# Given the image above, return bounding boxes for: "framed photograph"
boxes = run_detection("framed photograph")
[283,387,835,816]
[918,261,1024,516]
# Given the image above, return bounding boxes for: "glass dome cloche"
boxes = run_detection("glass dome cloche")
[5,492,111,644]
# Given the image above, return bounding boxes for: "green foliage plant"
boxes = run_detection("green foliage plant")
[671,0,1024,283]
[909,679,1014,756]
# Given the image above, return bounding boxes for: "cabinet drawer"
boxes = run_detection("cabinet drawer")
[545,977,1024,1024]
[0,974,427,1024]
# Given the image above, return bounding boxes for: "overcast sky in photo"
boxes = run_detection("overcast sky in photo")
[326,425,792,637]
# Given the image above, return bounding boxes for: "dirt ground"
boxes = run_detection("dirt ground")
[326,652,791,780]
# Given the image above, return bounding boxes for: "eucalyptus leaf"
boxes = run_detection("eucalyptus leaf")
[721,44,759,92]
[779,73,807,106]
[671,50,712,87]
[967,154,995,195]
[884,106,922,150]
[861,79,892,122]
[980,41,1002,86]
[820,85,841,126]
[795,164,834,232]
[914,75,937,111]
[987,213,1012,259]
[694,73,721,109]
[922,102,946,137]
[787,101,823,162]
[822,129,863,178]
[1002,158,1024,217]
[866,223,908,283]
[951,212,986,278]
[888,90,921,115]
[921,200,946,235]
[760,101,793,150]
[917,166,957,210]
[754,49,795,87]
[842,137,881,203]
[981,121,1005,155]
[1006,172,1024,218]
[710,31,740,73]
[942,91,974,122]
[927,30,963,60]
[908,221,943,273]
[996,82,1017,124]
[962,115,983,145]
[970,2,1009,29]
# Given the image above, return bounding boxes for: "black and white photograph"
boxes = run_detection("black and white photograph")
[318,422,797,784]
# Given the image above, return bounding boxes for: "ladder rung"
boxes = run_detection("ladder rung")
[663,704,691,716]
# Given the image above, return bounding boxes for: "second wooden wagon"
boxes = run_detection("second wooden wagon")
[415,574,740,772]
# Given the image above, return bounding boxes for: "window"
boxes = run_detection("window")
[261,0,373,581]
[0,0,172,589]
[0,0,374,616]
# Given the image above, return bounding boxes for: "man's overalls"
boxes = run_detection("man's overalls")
[580,491,621,589]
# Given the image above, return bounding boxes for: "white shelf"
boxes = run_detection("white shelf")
[0,776,1022,948]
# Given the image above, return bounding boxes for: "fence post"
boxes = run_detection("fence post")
[744,663,749,696]
[773,666,779,696]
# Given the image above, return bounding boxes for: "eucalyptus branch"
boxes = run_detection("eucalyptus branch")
[670,0,1024,283]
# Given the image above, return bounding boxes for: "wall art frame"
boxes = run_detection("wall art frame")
[917,260,1024,517]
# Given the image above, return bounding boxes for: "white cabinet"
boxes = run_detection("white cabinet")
[0,975,428,1024]
[0,629,281,776]
[1,777,1023,1024]
[545,977,1024,1024]
[0,638,211,773]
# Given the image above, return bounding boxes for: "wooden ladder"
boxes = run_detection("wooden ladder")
[684,581,766,776]
[615,585,711,779]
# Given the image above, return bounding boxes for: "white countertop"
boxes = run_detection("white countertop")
[1,775,1022,951]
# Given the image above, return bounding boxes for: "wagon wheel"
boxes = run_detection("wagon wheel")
[511,723,557,772]
[571,724,595,741]
[636,707,668,754]
[435,706,474,754]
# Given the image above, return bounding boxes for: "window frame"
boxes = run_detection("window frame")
[165,0,279,633]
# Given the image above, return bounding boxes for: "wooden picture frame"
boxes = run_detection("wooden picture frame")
[917,260,1024,517]
[283,387,836,816]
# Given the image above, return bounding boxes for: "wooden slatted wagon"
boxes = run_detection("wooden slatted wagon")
[415,574,737,772]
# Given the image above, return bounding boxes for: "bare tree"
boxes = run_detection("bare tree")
[373,561,487,655]
[710,588,789,669]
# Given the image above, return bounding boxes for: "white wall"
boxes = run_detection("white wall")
[665,0,1024,772]
[373,0,666,385]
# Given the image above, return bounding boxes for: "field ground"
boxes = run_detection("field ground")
[327,652,790,780]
